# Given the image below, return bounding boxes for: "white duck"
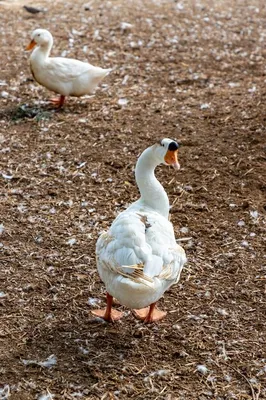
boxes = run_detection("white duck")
[92,138,187,323]
[26,29,112,107]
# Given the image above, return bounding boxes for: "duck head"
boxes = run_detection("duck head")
[26,28,53,51]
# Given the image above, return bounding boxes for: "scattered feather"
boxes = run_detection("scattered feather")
[200,103,210,109]
[122,75,129,85]
[0,385,10,400]
[129,40,143,48]
[118,98,128,107]
[250,210,258,219]
[248,86,256,93]
[67,238,77,246]
[22,354,57,368]
[120,22,133,31]
[17,204,27,213]
[176,2,184,10]
[237,220,245,227]
[93,29,102,41]
[2,173,13,180]
[87,297,101,306]
[197,364,208,374]
[0,91,9,99]
[77,162,86,169]
[228,82,240,88]
[38,393,54,400]
[149,369,170,377]
[79,346,89,355]
[217,308,228,316]
[0,224,4,235]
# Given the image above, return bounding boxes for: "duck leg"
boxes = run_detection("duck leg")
[91,292,124,322]
[133,302,167,323]
[49,95,66,108]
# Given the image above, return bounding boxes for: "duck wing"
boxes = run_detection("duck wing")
[97,210,186,284]
[46,57,109,82]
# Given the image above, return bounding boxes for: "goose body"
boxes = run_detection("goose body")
[93,139,187,323]
[27,29,111,106]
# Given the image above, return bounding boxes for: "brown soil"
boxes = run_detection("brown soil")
[0,0,266,399]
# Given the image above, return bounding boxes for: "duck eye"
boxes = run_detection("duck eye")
[38,34,41,37]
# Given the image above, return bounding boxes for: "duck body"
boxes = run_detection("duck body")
[27,29,111,105]
[30,50,111,97]
[93,139,187,322]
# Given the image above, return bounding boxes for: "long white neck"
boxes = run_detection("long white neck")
[31,41,53,63]
[135,147,169,218]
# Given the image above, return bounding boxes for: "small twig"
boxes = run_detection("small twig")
[230,365,256,400]
[243,168,255,176]
[176,237,192,242]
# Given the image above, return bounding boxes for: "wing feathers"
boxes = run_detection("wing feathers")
[97,209,185,283]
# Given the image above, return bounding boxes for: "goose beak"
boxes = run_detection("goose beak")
[164,150,180,170]
[26,39,37,51]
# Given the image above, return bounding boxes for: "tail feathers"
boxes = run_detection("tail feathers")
[102,68,112,77]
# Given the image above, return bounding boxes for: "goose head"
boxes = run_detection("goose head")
[153,138,180,170]
[26,29,53,51]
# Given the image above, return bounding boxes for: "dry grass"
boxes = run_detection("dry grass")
[0,0,266,399]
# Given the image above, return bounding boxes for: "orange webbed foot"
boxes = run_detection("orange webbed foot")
[91,308,124,322]
[49,95,65,108]
[133,303,167,323]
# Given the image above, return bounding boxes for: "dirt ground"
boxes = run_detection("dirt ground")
[0,0,265,398]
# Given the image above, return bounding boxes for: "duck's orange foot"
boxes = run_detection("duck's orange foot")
[49,95,65,108]
[91,308,124,322]
[133,304,167,323]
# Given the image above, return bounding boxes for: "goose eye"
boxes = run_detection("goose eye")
[38,34,41,37]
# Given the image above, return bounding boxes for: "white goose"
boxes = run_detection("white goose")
[92,138,187,323]
[26,29,112,108]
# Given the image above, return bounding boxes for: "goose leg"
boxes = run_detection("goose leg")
[133,302,167,323]
[49,95,65,108]
[91,292,123,322]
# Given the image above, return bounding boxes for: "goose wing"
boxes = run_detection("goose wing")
[96,210,186,284]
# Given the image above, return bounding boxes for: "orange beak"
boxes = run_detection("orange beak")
[164,150,180,170]
[26,39,37,51]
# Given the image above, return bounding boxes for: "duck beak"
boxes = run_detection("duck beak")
[26,39,37,51]
[164,150,180,170]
